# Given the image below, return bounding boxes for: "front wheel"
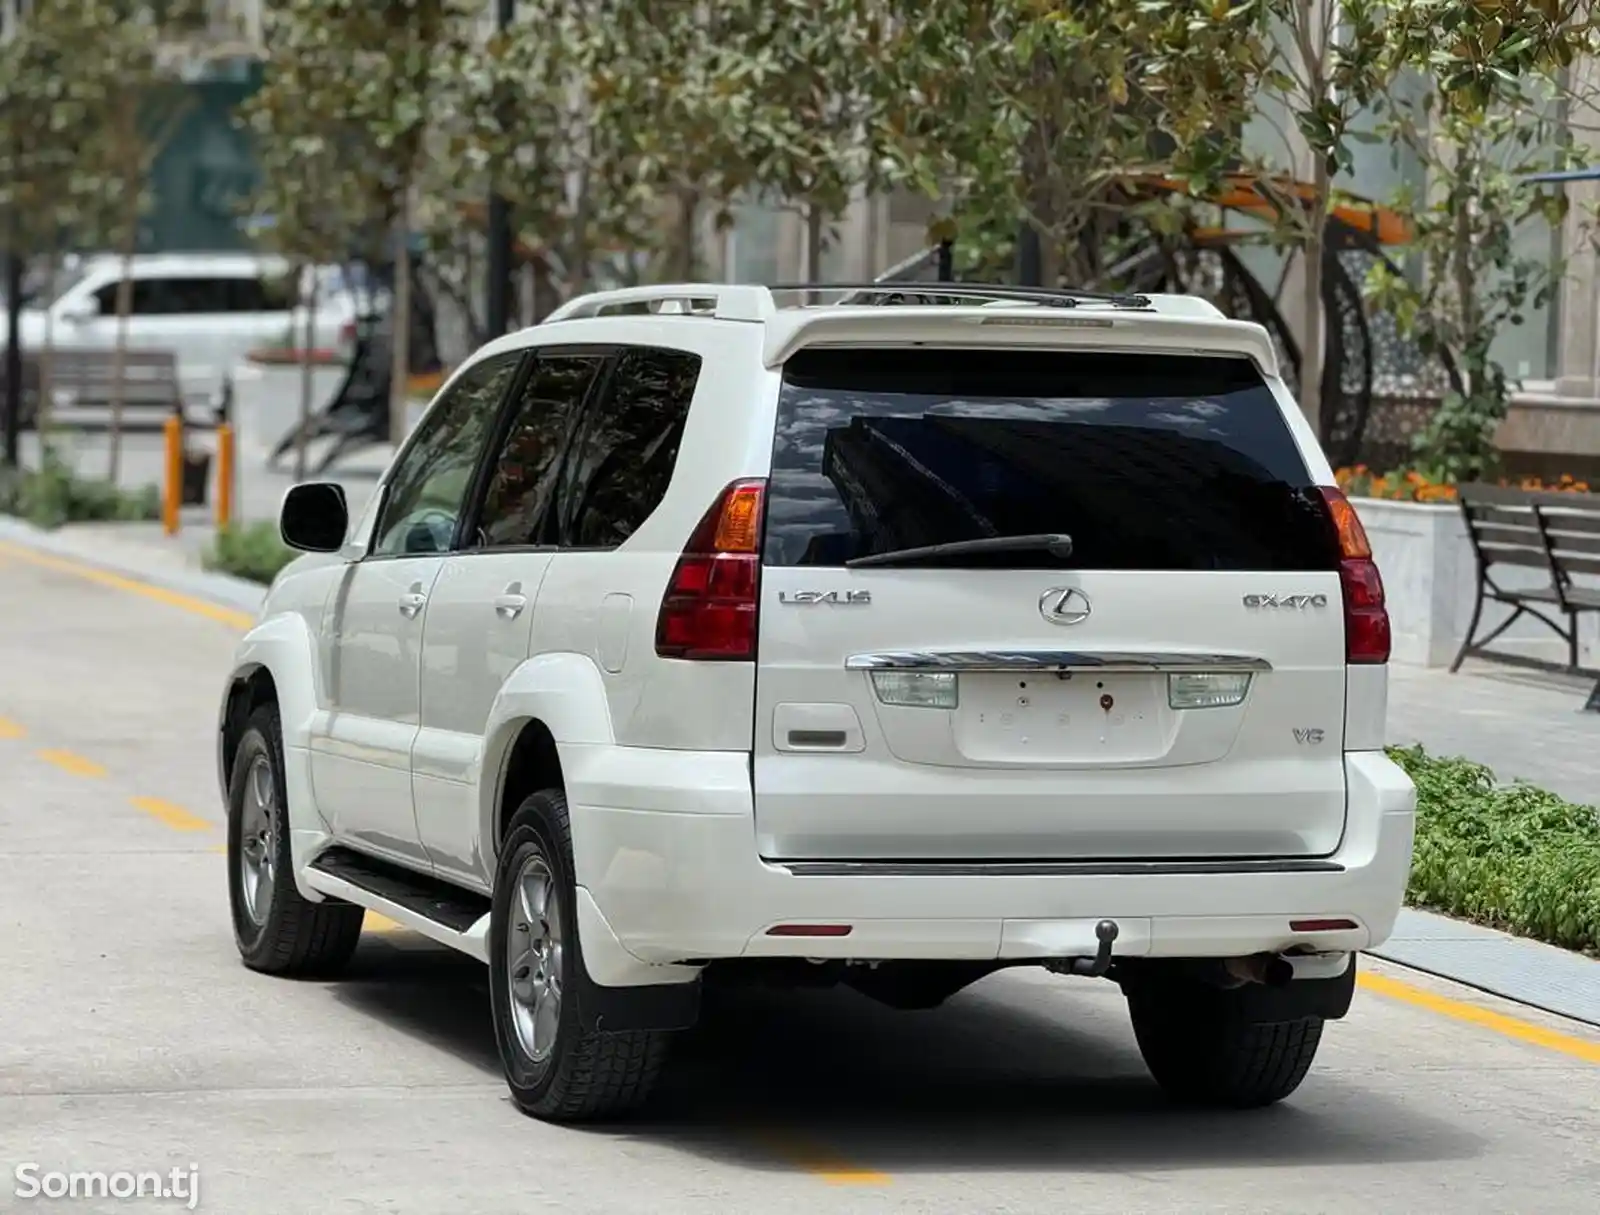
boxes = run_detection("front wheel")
[489,789,669,1122]
[1126,987,1325,1109]
[227,704,363,977]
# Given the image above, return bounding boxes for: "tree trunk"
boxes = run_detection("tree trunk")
[107,242,136,486]
[37,252,56,433]
[673,188,700,281]
[295,264,320,484]
[804,204,826,283]
[1298,159,1330,437]
[388,212,413,448]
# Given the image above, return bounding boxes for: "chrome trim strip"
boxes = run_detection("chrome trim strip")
[775,858,1343,878]
[844,649,1272,674]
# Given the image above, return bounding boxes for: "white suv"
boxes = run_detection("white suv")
[218,282,1416,1122]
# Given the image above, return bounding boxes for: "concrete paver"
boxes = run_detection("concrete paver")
[1,549,1599,1211]
[1386,660,1598,808]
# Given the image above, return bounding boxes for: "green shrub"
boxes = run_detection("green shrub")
[203,521,296,585]
[1390,744,1600,955]
[0,445,160,529]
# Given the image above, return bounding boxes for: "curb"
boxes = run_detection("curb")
[1370,907,1600,1029]
[0,517,268,618]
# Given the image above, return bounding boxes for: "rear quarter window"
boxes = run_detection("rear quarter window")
[763,346,1338,571]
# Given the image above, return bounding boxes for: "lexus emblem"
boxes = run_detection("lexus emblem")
[1039,587,1091,625]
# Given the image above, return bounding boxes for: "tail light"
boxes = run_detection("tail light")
[1318,487,1390,664]
[655,479,766,661]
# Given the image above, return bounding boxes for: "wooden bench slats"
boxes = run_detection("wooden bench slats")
[1475,522,1544,548]
[1476,542,1551,570]
[1543,529,1600,555]
[1550,552,1600,578]
[1536,508,1600,534]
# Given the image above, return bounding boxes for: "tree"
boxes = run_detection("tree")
[445,0,654,315]
[892,1,1271,286]
[251,0,474,445]
[74,8,197,484]
[597,2,767,281]
[0,0,124,465]
[1250,0,1397,434]
[242,3,395,479]
[724,0,928,281]
[1367,2,1600,480]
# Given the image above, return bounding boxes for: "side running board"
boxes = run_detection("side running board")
[305,847,492,960]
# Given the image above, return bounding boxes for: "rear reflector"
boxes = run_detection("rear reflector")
[1167,671,1251,710]
[1318,487,1391,664]
[655,480,766,661]
[1289,918,1359,933]
[871,670,958,709]
[765,924,854,937]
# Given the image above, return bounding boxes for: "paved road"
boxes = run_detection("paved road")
[1,546,1598,1214]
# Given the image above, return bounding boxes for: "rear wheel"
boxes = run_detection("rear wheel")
[1126,985,1324,1109]
[489,789,670,1122]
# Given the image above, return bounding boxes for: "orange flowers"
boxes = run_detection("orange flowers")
[1334,466,1590,503]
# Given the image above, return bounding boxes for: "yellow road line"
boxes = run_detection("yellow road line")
[0,716,25,739]
[1360,971,1600,1065]
[754,1133,891,1185]
[364,912,406,933]
[130,796,214,832]
[0,541,255,631]
[36,748,107,779]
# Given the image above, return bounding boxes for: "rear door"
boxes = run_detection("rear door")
[754,345,1348,862]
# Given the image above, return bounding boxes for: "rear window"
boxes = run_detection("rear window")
[763,347,1338,571]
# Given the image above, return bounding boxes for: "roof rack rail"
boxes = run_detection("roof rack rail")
[541,283,774,324]
[765,282,1154,310]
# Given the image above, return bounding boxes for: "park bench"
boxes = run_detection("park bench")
[266,315,392,477]
[38,347,213,433]
[1454,483,1600,709]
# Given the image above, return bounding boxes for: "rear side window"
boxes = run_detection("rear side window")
[561,347,701,548]
[475,352,606,548]
[764,347,1337,571]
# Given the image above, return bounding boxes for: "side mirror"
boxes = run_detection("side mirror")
[56,301,94,324]
[279,482,349,553]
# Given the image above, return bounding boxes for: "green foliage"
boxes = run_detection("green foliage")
[203,521,297,586]
[242,0,475,270]
[0,443,159,529]
[1391,745,1600,955]
[1365,9,1600,482]
[887,0,1272,282]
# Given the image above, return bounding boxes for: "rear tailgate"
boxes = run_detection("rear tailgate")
[754,345,1348,862]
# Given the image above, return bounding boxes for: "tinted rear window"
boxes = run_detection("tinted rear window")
[764,348,1338,571]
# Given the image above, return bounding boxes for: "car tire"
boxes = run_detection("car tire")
[1126,987,1325,1109]
[227,704,363,977]
[489,788,669,1123]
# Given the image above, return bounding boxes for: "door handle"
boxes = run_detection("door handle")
[493,593,527,619]
[398,592,428,618]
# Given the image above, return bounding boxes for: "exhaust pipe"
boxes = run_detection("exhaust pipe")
[1223,953,1295,989]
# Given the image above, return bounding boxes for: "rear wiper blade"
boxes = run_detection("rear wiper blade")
[845,533,1074,569]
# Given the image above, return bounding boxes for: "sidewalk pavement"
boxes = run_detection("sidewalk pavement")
[1,496,1596,1028]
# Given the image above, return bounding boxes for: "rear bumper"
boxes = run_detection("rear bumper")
[563,745,1415,971]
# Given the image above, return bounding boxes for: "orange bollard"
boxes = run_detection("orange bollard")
[162,412,183,536]
[215,422,235,531]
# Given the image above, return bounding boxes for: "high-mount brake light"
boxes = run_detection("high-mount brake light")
[654,480,767,661]
[1318,487,1391,664]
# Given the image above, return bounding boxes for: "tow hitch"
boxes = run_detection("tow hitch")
[1044,919,1120,978]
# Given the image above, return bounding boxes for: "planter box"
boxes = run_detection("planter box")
[231,359,349,458]
[1355,498,1599,669]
